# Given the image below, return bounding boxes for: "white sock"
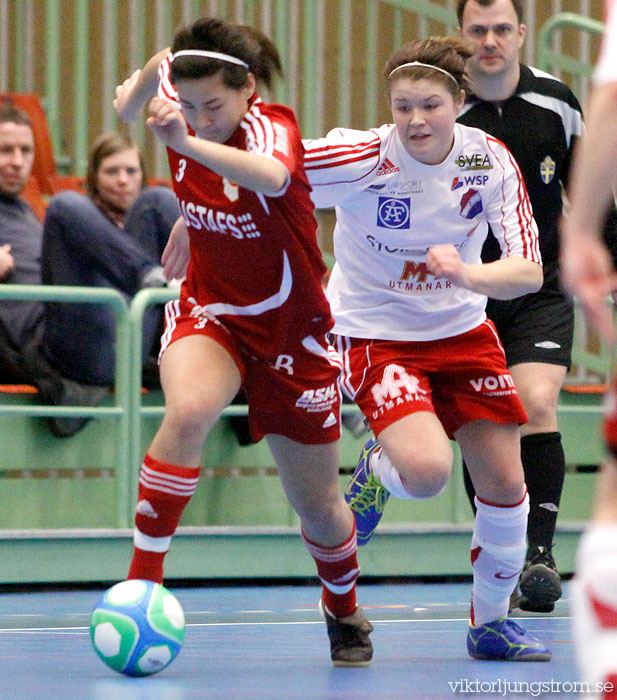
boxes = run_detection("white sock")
[370,446,439,500]
[470,493,529,626]
[572,524,617,687]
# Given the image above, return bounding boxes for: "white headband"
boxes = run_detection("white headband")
[171,49,249,69]
[388,61,459,87]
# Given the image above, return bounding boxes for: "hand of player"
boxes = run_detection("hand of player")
[426,244,468,287]
[114,69,145,123]
[146,97,189,151]
[560,231,617,342]
[0,244,14,281]
[162,217,190,281]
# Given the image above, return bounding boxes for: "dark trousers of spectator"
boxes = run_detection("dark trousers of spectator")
[41,187,179,385]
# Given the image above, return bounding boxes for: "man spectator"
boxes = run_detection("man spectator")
[0,98,179,436]
[0,98,46,383]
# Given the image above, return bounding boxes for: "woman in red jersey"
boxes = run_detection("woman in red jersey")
[113,17,372,666]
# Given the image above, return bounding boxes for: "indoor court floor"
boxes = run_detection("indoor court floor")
[0,579,585,699]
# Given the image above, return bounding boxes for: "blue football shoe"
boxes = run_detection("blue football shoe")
[344,437,390,545]
[467,617,551,661]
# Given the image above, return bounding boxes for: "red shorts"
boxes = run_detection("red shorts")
[334,320,528,438]
[160,298,341,444]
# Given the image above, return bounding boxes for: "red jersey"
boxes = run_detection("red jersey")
[158,58,332,359]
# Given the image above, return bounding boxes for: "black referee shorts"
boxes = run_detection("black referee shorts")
[486,262,574,370]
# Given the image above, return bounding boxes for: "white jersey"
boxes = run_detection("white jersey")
[595,0,617,85]
[304,123,541,341]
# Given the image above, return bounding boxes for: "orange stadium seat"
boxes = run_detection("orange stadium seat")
[1,93,85,219]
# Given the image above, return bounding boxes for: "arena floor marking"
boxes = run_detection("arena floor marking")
[0,581,580,700]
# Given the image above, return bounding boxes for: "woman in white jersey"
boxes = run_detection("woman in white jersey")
[304,36,550,662]
[561,0,617,691]
[113,17,373,667]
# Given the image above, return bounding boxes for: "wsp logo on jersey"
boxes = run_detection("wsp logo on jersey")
[459,188,483,219]
[453,176,488,190]
[540,155,556,184]
[377,197,410,229]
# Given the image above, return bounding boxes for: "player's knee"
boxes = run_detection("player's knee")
[294,489,344,527]
[398,455,452,499]
[478,471,526,505]
[520,384,559,426]
[135,185,176,210]
[46,189,89,218]
[163,391,222,441]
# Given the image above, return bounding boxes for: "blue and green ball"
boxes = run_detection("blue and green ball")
[90,579,185,676]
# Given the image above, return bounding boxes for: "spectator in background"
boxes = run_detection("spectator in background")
[0,99,42,384]
[455,0,587,613]
[561,0,617,690]
[38,132,180,392]
[0,98,179,436]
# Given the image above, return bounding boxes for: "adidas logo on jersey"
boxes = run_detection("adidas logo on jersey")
[376,158,400,175]
[136,499,158,519]
[322,412,338,428]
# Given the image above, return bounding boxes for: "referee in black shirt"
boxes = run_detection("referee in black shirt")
[456,0,584,613]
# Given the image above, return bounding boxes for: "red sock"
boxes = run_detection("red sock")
[127,453,200,583]
[302,524,360,618]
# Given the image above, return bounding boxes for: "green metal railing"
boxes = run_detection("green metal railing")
[127,286,369,511]
[0,284,608,531]
[0,285,132,527]
[537,12,605,98]
[128,287,178,511]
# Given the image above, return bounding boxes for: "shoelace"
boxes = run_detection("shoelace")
[350,479,388,515]
[527,544,556,567]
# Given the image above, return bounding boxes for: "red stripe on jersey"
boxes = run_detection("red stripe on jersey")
[486,136,522,256]
[244,105,268,152]
[305,149,380,172]
[159,81,177,103]
[502,141,537,259]
[305,140,380,167]
[158,55,178,103]
[305,137,380,157]
[486,135,539,263]
[242,101,278,157]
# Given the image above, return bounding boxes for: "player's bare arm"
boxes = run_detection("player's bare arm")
[147,96,288,195]
[114,48,171,122]
[561,232,617,342]
[561,82,617,341]
[161,217,190,281]
[427,244,542,299]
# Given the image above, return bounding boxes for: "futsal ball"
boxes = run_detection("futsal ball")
[90,579,185,676]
